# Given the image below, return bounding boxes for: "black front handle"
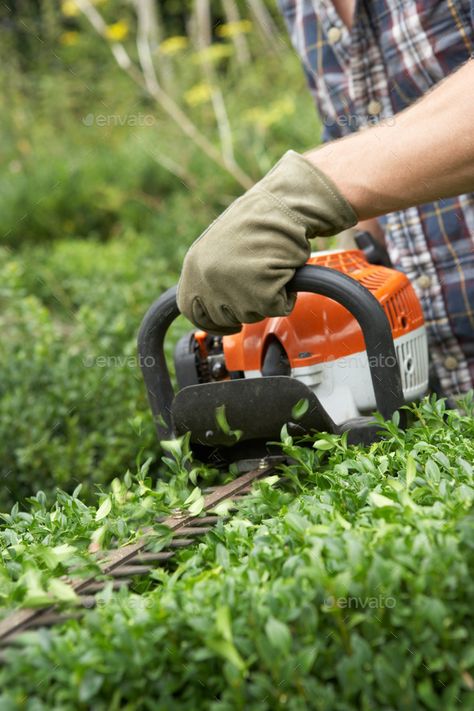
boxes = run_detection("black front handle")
[137,265,405,442]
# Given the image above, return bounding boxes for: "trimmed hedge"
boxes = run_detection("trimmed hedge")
[1,397,473,709]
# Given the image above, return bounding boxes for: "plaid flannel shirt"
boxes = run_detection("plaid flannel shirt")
[278,0,474,397]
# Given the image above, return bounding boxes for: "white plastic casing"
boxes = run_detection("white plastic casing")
[245,325,429,425]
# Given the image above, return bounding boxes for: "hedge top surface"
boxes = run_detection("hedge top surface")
[0,395,473,710]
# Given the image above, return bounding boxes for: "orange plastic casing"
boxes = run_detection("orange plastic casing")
[223,250,425,373]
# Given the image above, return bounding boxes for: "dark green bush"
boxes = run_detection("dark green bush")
[0,237,189,508]
[0,130,186,246]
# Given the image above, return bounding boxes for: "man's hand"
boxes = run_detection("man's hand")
[177,150,357,334]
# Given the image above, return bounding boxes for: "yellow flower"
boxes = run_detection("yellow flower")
[184,83,213,107]
[243,97,295,129]
[60,31,79,46]
[192,43,233,64]
[216,20,252,38]
[105,20,129,42]
[160,36,189,55]
[61,0,79,17]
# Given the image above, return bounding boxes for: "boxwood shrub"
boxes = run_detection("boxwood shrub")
[0,397,473,710]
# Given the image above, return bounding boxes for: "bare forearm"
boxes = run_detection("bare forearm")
[305,60,474,220]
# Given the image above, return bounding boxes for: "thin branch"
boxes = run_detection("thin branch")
[247,0,282,55]
[221,0,251,65]
[194,0,212,47]
[194,0,236,167]
[75,0,253,190]
[135,0,160,94]
[152,2,174,87]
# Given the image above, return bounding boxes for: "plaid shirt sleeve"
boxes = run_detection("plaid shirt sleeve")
[278,0,474,397]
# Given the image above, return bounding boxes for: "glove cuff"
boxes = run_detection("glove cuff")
[259,149,358,237]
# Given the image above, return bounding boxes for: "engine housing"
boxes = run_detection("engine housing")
[222,250,429,424]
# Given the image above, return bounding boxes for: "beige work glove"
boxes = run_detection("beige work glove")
[177,150,357,334]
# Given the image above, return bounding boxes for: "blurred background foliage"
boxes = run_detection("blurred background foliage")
[0,0,321,508]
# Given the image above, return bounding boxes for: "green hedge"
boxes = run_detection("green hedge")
[0,236,187,509]
[0,398,473,709]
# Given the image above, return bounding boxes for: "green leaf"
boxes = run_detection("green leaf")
[425,458,441,484]
[95,496,112,522]
[41,543,76,570]
[280,424,293,446]
[216,543,230,568]
[215,405,242,441]
[21,569,51,608]
[188,495,205,516]
[265,616,292,655]
[160,438,183,458]
[387,477,404,492]
[334,511,351,530]
[313,439,335,451]
[207,639,246,671]
[90,524,107,549]
[48,578,78,603]
[216,605,233,642]
[78,673,104,702]
[211,499,234,517]
[457,457,473,479]
[406,454,416,488]
[215,404,231,434]
[432,451,450,470]
[184,486,202,506]
[261,474,280,487]
[285,512,309,534]
[184,486,205,514]
[369,492,398,508]
[291,398,309,420]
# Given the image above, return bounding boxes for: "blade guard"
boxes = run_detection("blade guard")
[137,266,405,453]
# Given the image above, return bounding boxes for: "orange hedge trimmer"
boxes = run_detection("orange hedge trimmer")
[138,235,428,466]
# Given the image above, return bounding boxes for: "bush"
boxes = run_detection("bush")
[0,398,473,709]
[0,24,319,507]
[0,18,318,247]
[0,237,190,509]
[0,127,186,247]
